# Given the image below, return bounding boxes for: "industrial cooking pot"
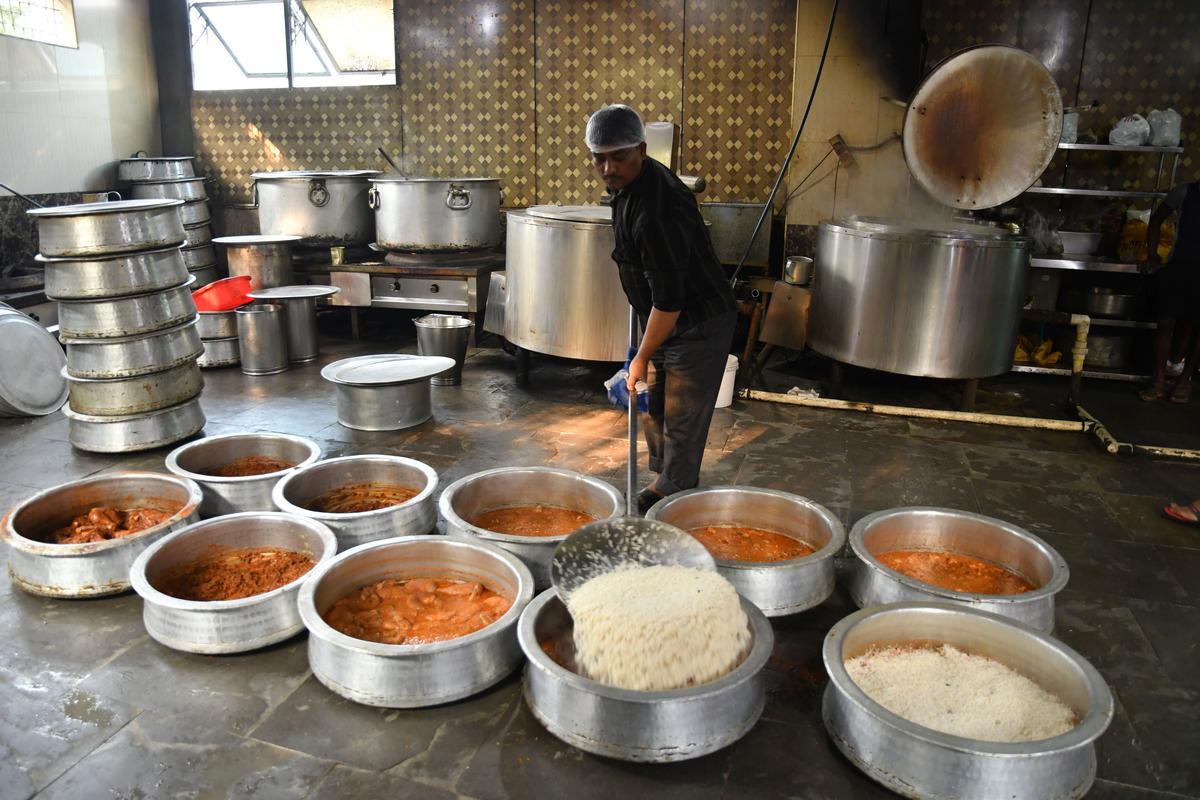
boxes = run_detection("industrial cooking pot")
[117,153,196,182]
[809,217,1029,379]
[369,177,501,251]
[505,206,629,362]
[252,170,379,246]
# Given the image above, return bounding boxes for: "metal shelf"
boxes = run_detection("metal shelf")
[1030,256,1141,274]
[1024,187,1166,200]
[1057,143,1184,154]
[1011,364,1148,382]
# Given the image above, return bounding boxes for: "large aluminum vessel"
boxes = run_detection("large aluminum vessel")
[504,205,629,362]
[809,217,1029,379]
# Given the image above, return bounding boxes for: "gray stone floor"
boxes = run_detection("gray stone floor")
[1,332,1198,799]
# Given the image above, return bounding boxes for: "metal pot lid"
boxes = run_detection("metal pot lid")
[321,354,455,386]
[212,235,303,245]
[903,45,1063,210]
[121,155,195,163]
[369,176,498,183]
[26,198,184,217]
[129,176,206,185]
[247,285,341,300]
[0,311,68,415]
[525,204,612,223]
[251,170,381,180]
[827,215,1023,242]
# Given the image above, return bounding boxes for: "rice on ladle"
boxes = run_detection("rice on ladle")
[567,564,750,691]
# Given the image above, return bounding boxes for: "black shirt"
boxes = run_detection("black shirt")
[610,158,736,333]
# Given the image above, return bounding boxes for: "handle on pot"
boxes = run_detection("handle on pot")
[368,185,380,210]
[251,181,259,208]
[106,190,122,201]
[130,150,149,158]
[308,178,330,207]
[446,184,472,211]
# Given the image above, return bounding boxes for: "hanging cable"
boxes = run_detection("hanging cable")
[782,147,834,204]
[729,0,841,288]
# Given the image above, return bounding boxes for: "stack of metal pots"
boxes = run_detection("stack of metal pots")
[27,198,207,453]
[119,154,218,287]
[196,306,241,369]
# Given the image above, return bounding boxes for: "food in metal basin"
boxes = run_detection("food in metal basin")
[469,505,595,537]
[49,505,176,544]
[688,525,814,562]
[307,483,418,513]
[846,643,1077,742]
[153,546,316,601]
[323,577,511,645]
[568,565,750,691]
[877,549,1035,595]
[209,455,297,477]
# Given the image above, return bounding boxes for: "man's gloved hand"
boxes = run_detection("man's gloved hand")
[604,348,649,412]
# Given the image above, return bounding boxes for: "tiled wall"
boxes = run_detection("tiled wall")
[190,0,796,207]
[0,0,160,273]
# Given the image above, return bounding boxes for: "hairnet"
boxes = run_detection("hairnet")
[585,105,646,153]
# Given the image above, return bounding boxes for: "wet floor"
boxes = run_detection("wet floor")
[1,326,1198,799]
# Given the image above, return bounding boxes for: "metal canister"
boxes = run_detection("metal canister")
[236,304,288,375]
[213,235,299,291]
[414,314,473,385]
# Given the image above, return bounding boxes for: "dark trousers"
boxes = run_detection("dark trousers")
[643,311,737,495]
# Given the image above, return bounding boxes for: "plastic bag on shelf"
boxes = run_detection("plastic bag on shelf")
[1060,112,1079,144]
[1108,114,1151,146]
[1023,208,1064,256]
[1147,109,1182,147]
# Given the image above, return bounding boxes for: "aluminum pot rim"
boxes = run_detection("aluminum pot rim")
[1,471,203,556]
[34,243,185,264]
[822,601,1113,755]
[26,198,184,217]
[819,216,1030,247]
[61,397,204,423]
[252,170,381,180]
[848,506,1069,604]
[56,273,196,306]
[519,587,773,703]
[59,358,199,386]
[369,176,499,184]
[58,316,199,346]
[439,466,624,544]
[647,485,847,569]
[298,534,535,655]
[122,156,195,164]
[129,511,338,611]
[271,454,439,522]
[129,176,207,186]
[165,432,323,486]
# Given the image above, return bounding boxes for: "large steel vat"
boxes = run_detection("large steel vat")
[505,206,629,362]
[809,217,1029,379]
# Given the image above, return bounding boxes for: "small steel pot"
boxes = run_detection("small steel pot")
[118,155,196,182]
[213,235,299,291]
[197,309,238,339]
[27,199,186,257]
[181,244,217,270]
[237,303,289,375]
[130,176,208,203]
[299,535,534,707]
[253,170,379,246]
[183,223,213,248]
[272,455,438,551]
[64,359,203,416]
[823,603,1113,800]
[1062,287,1138,319]
[61,318,203,379]
[369,176,502,251]
[848,507,1069,633]
[57,276,198,339]
[197,336,240,368]
[62,397,206,453]
[783,256,813,286]
[166,433,322,517]
[130,512,337,654]
[320,354,454,431]
[39,245,189,300]
[647,486,845,616]
[439,467,623,589]
[2,472,202,597]
[519,588,773,762]
[189,265,219,288]
[180,200,211,226]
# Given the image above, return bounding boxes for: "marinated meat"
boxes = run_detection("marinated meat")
[154,546,316,601]
[469,505,595,537]
[688,525,814,562]
[877,549,1036,595]
[323,577,512,645]
[210,455,297,477]
[50,505,176,545]
[307,483,418,514]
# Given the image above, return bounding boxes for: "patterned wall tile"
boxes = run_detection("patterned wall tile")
[397,0,536,207]
[682,0,796,202]
[534,0,686,205]
[192,87,403,203]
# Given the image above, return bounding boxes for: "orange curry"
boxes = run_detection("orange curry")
[308,483,418,514]
[877,549,1036,595]
[469,505,595,537]
[323,577,511,645]
[210,455,297,477]
[689,525,814,562]
[154,546,316,601]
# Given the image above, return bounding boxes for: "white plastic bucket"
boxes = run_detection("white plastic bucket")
[715,354,738,408]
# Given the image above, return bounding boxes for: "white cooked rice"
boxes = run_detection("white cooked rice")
[845,644,1078,742]
[567,564,750,691]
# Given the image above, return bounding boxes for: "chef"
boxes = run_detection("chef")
[586,104,738,514]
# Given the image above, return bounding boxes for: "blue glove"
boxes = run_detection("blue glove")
[604,367,649,412]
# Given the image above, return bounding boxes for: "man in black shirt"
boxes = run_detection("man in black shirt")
[586,104,738,514]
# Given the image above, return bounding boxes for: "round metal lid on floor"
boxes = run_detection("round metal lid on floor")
[0,309,68,416]
[321,354,455,386]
